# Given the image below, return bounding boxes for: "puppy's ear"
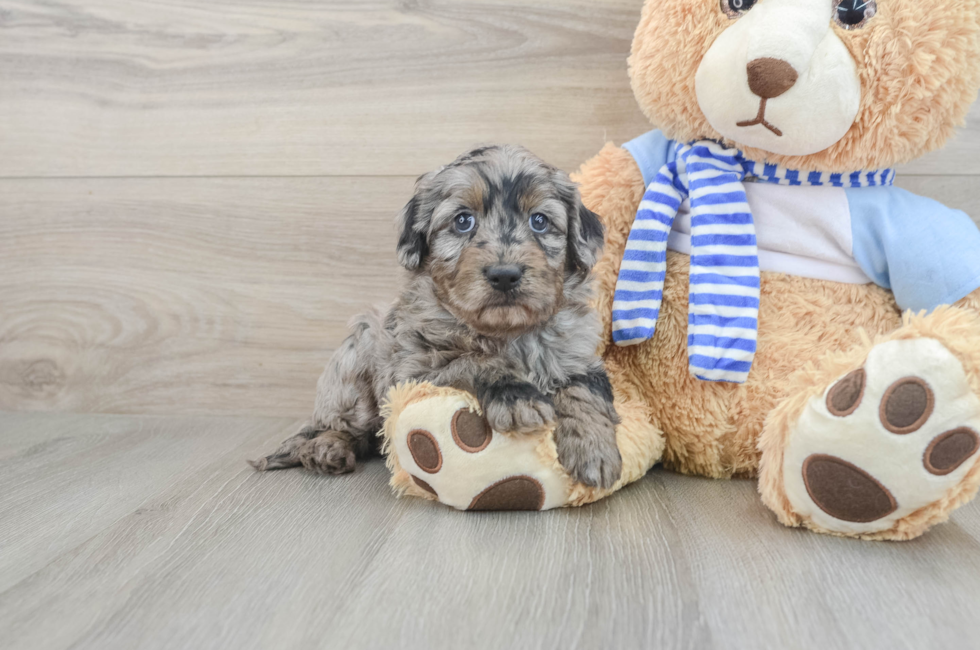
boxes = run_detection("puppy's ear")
[566,192,605,274]
[395,175,434,271]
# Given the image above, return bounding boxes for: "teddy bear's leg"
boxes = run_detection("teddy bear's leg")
[382,374,666,510]
[383,383,573,511]
[759,291,980,540]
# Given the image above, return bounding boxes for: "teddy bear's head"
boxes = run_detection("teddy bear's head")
[629,0,980,171]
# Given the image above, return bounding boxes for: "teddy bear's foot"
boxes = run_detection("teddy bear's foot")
[382,384,573,511]
[762,335,980,540]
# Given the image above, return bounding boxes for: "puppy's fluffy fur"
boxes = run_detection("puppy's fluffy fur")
[251,145,622,488]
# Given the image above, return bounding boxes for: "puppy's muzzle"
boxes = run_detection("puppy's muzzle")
[484,265,523,293]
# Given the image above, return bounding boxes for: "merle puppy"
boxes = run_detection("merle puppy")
[251,145,622,488]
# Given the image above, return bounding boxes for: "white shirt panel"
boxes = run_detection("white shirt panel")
[668,183,872,284]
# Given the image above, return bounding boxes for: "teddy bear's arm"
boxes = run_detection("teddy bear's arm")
[572,144,647,350]
[848,187,980,315]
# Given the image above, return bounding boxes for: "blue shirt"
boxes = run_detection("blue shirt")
[623,130,980,313]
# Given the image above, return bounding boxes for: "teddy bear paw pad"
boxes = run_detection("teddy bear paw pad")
[468,476,545,511]
[390,393,571,511]
[407,429,442,473]
[783,338,980,536]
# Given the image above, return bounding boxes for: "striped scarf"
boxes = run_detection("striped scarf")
[611,140,895,384]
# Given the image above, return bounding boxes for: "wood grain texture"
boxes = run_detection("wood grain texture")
[3,4,979,647]
[3,0,977,179]
[0,177,411,416]
[1,0,978,418]
[1,412,979,650]
[0,0,649,178]
[2,175,978,417]
[895,175,980,216]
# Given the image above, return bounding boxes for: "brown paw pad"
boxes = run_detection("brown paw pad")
[803,454,897,523]
[412,475,438,496]
[925,428,980,476]
[451,408,491,453]
[880,377,935,434]
[407,429,442,473]
[827,368,866,416]
[468,476,545,511]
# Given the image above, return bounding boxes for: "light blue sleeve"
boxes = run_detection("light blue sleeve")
[847,185,980,313]
[622,130,677,187]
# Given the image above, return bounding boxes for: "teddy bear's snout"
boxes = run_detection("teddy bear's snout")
[746,57,798,99]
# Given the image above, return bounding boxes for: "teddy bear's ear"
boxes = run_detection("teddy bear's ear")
[566,192,605,275]
[395,174,434,271]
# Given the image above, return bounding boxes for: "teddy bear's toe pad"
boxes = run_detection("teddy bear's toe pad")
[784,338,980,536]
[802,455,896,523]
[468,476,546,511]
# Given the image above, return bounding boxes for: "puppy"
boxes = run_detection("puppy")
[251,145,622,488]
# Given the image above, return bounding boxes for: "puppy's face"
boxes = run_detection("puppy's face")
[396,146,604,337]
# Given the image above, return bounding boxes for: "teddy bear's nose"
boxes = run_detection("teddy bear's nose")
[746,57,799,99]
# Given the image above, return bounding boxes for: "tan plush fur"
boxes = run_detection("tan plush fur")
[381,382,468,501]
[577,147,905,479]
[629,0,980,172]
[575,0,980,539]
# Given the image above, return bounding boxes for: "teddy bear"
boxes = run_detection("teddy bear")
[382,0,980,541]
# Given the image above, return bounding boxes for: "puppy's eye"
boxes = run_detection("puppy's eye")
[453,213,476,234]
[529,213,550,233]
[833,0,877,29]
[721,0,756,19]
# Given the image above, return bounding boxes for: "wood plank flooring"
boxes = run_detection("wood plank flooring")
[3,3,980,645]
[0,177,409,415]
[4,0,978,178]
[2,175,978,417]
[3,1,980,417]
[0,0,650,178]
[1,411,979,650]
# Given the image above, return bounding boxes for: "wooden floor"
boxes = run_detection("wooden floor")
[4,2,980,648]
[2,411,980,650]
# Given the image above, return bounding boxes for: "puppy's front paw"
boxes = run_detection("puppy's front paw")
[297,431,357,475]
[555,414,622,489]
[479,380,556,435]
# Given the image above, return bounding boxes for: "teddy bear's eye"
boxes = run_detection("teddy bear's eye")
[833,0,877,29]
[722,0,757,19]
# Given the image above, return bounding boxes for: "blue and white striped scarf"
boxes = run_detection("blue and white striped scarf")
[611,140,895,384]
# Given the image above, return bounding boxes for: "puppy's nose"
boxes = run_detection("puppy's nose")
[484,265,523,292]
[746,58,798,99]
